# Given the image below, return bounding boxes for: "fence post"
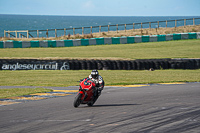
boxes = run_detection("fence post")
[193,18,195,25]
[82,27,84,35]
[4,30,6,37]
[55,29,57,38]
[157,21,159,29]
[175,20,177,28]
[15,31,17,38]
[125,24,126,32]
[108,25,109,33]
[64,28,66,36]
[99,25,101,35]
[166,20,168,28]
[27,30,29,38]
[73,28,75,35]
[116,24,118,33]
[37,30,39,38]
[184,19,186,27]
[149,22,151,30]
[46,29,48,38]
[133,23,135,31]
[90,26,92,34]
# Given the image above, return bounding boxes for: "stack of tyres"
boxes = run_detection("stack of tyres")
[106,61,112,70]
[86,60,92,70]
[121,61,127,70]
[116,61,123,70]
[136,61,145,70]
[110,61,117,70]
[189,60,195,69]
[143,62,149,70]
[126,61,132,70]
[20,59,200,70]
[73,61,79,70]
[69,60,75,70]
[101,60,111,70]
[196,59,200,69]
[130,61,137,70]
[80,60,87,70]
[90,60,98,70]
[97,61,103,70]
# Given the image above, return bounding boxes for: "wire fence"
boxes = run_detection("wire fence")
[4,17,200,38]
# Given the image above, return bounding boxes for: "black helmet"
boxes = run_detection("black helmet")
[91,69,99,79]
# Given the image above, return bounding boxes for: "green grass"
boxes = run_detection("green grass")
[0,70,199,87]
[0,39,200,59]
[0,39,199,90]
[0,88,52,99]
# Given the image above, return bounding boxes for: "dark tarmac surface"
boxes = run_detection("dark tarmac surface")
[0,83,200,133]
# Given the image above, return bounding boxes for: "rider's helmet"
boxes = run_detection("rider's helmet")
[91,69,99,79]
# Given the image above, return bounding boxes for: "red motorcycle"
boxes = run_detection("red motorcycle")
[73,78,99,108]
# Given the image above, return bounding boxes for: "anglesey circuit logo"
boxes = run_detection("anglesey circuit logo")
[1,62,70,70]
[60,62,70,70]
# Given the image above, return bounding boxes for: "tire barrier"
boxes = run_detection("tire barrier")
[0,58,200,70]
[1,32,200,48]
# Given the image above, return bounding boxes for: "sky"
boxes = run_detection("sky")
[0,0,200,16]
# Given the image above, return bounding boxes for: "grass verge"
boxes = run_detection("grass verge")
[0,88,52,99]
[0,70,199,87]
[0,39,200,59]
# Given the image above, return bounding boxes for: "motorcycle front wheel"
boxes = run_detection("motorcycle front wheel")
[73,93,82,108]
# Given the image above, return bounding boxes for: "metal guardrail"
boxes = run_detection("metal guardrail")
[4,17,200,38]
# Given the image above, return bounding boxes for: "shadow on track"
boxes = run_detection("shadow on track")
[81,103,141,108]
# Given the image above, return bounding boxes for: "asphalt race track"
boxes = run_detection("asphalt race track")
[0,83,200,133]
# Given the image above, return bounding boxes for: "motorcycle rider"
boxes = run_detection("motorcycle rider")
[88,69,104,96]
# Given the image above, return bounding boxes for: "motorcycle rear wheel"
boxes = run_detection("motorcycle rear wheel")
[87,102,94,107]
[73,93,82,108]
[87,96,99,107]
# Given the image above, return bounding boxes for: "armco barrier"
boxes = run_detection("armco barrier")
[56,40,65,47]
[31,41,40,47]
[39,40,48,47]
[189,33,197,39]
[0,41,3,48]
[166,34,173,41]
[0,59,199,70]
[1,32,199,48]
[22,41,31,48]
[64,40,73,47]
[157,35,166,41]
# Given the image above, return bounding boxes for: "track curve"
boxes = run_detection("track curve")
[0,83,200,133]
